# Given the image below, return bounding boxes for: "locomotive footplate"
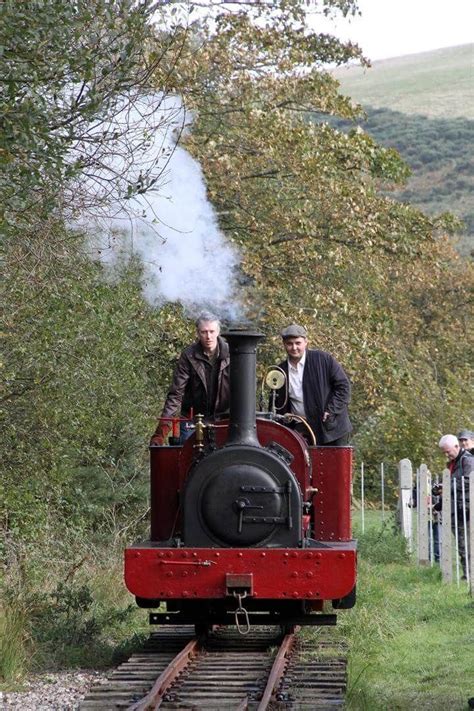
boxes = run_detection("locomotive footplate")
[125,543,357,602]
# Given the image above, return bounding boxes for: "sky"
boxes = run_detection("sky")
[314,0,474,61]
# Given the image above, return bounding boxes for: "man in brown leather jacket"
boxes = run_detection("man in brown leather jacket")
[151,312,230,445]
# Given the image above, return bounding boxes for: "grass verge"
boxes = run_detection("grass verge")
[339,518,473,710]
[0,551,148,688]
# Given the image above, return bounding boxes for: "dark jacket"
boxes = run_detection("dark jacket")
[449,449,473,510]
[161,336,230,420]
[275,349,352,445]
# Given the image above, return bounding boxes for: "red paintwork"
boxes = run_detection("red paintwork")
[150,446,181,541]
[311,447,353,541]
[125,546,356,600]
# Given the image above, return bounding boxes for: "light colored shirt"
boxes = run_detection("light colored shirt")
[287,350,306,417]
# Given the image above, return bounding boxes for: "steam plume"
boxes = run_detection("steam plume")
[72,93,241,320]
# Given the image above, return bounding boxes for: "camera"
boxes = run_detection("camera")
[431,484,442,497]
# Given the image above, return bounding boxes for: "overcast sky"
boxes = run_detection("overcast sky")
[314,0,474,61]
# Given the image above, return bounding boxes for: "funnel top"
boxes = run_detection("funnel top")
[222,327,265,340]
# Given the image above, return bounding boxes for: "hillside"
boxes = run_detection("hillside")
[333,44,474,120]
[331,45,474,255]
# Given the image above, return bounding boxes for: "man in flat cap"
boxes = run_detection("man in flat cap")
[275,324,352,446]
[458,429,474,455]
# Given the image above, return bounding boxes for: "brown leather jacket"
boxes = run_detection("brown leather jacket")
[161,336,230,420]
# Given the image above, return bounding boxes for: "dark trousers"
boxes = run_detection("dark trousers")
[430,521,440,563]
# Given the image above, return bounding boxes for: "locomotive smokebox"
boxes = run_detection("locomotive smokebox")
[222,328,264,448]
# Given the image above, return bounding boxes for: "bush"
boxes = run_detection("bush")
[356,519,409,565]
[0,548,148,679]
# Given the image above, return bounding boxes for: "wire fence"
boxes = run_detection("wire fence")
[352,459,473,595]
[352,461,396,531]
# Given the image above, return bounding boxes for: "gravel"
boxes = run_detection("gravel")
[1,670,108,710]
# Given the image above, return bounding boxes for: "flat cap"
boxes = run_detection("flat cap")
[280,323,307,339]
[457,429,474,440]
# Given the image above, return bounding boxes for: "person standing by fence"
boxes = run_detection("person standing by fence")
[438,434,473,580]
[458,429,474,455]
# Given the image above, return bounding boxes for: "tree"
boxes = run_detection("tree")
[0,0,188,233]
[157,0,473,468]
[1,1,194,547]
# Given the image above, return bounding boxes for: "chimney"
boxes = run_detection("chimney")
[222,328,264,447]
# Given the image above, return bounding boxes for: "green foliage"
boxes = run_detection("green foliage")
[1,3,473,687]
[0,0,161,229]
[177,2,472,470]
[301,519,473,708]
[354,519,409,564]
[323,106,474,255]
[3,0,472,551]
[0,555,148,679]
[0,605,30,683]
[1,0,371,549]
[29,581,135,667]
[1,228,194,547]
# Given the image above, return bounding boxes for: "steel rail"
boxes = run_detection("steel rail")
[256,631,297,710]
[127,637,200,711]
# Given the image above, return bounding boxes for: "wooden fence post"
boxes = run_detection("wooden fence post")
[441,469,452,583]
[398,458,413,551]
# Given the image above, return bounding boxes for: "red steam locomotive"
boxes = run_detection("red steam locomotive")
[124,329,356,633]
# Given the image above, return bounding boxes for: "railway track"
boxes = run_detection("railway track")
[80,626,347,710]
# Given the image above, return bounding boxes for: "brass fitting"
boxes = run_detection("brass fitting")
[194,413,205,450]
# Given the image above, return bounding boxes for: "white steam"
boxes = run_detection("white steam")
[71,93,241,319]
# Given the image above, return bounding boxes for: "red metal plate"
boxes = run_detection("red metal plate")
[125,546,356,601]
